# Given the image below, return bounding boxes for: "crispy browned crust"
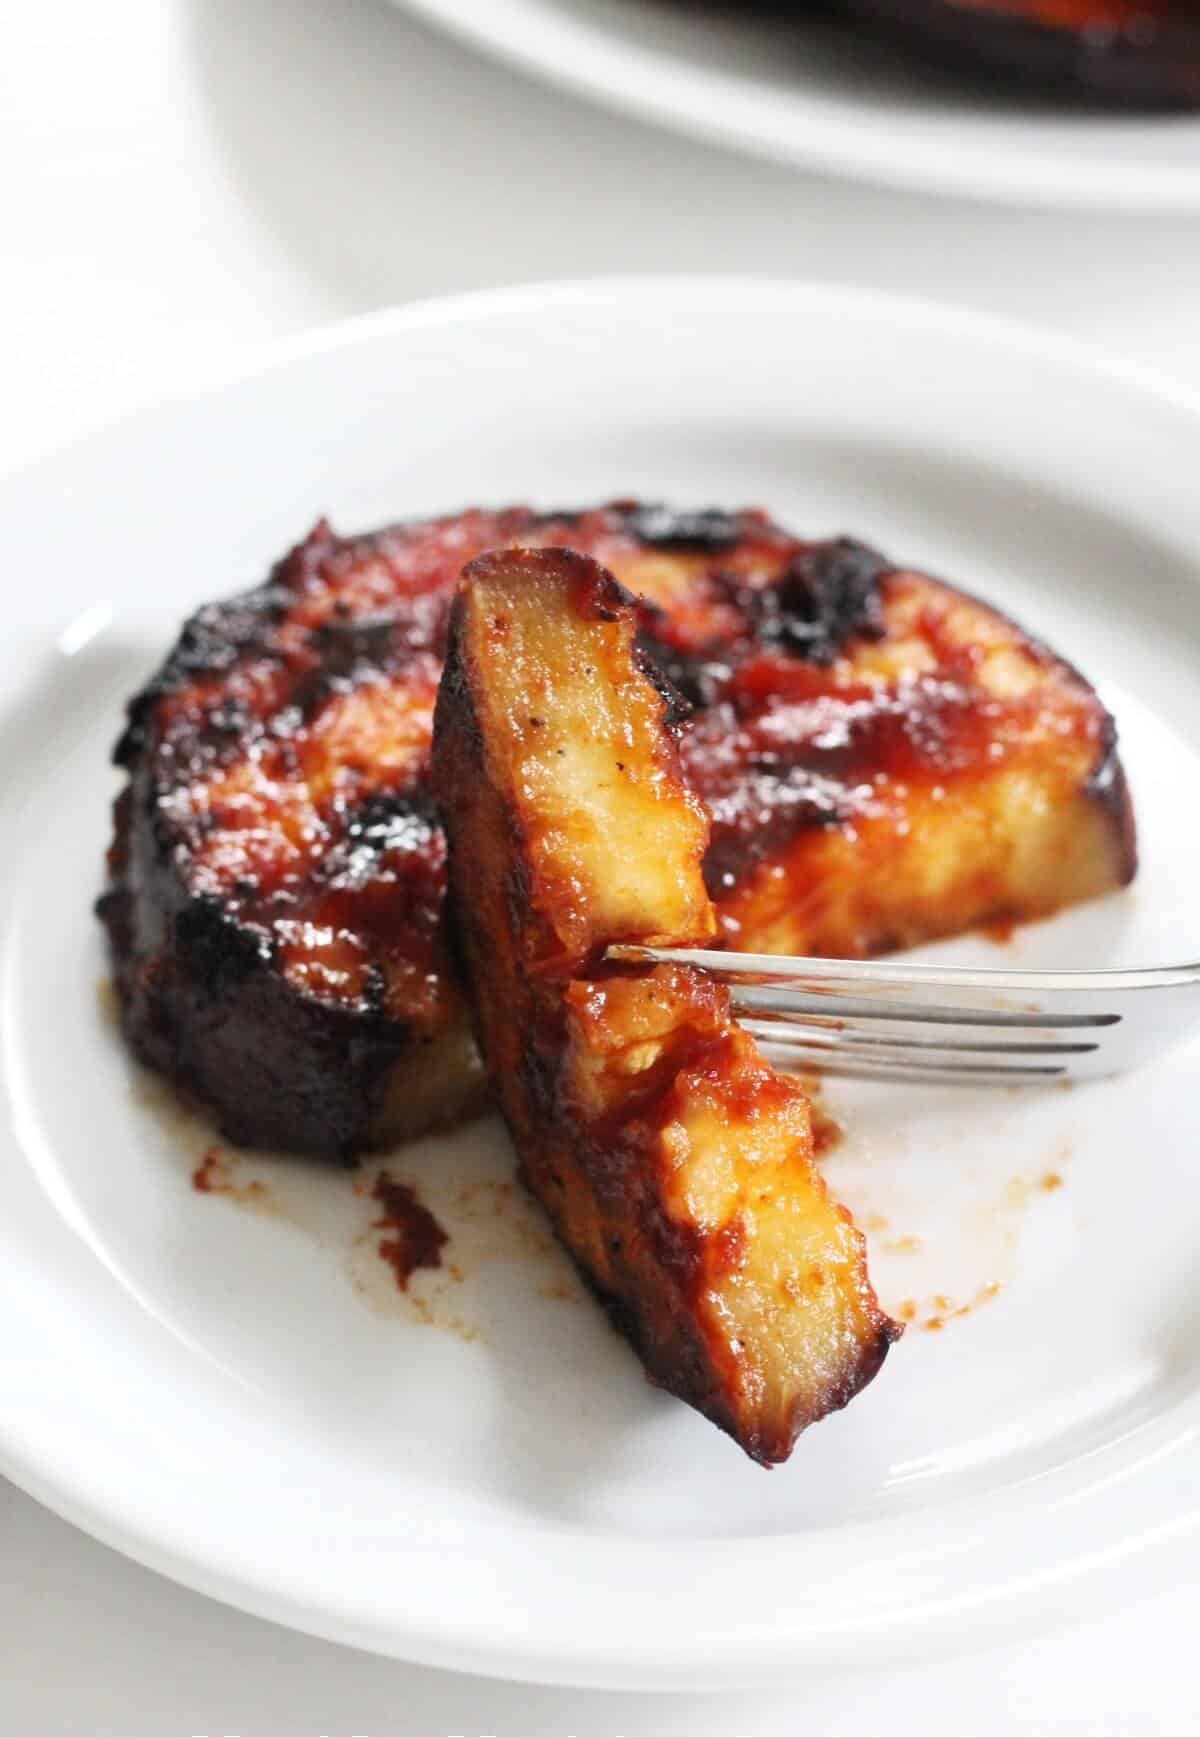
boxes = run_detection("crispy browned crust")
[100,502,1134,1158]
[433,547,899,1462]
[694,564,1138,960]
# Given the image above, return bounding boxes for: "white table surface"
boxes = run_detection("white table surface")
[2,2,1198,1731]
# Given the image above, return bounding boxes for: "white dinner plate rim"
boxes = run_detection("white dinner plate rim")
[5,277,1200,501]
[2,278,1200,1687]
[394,0,1200,211]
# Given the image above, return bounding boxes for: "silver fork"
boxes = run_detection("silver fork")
[606,946,1200,1086]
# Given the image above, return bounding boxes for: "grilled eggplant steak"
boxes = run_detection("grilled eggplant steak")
[843,0,1200,108]
[433,547,900,1462]
[100,501,1134,1159]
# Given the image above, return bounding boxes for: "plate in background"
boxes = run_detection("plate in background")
[1,280,1199,1686]
[397,0,1200,208]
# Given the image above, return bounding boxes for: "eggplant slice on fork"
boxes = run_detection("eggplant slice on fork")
[433,547,900,1464]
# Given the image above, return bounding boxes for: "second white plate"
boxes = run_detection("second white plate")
[398,0,1200,209]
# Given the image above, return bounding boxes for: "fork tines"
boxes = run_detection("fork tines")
[605,944,1199,1086]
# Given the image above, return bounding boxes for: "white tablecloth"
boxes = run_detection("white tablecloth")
[2,3,1197,1730]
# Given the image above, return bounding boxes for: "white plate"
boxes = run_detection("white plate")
[2,280,1200,1689]
[397,0,1200,209]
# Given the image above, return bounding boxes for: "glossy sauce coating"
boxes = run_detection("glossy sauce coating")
[101,502,1134,1157]
[109,507,889,1021]
[434,550,900,1462]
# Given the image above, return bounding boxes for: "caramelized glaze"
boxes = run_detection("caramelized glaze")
[434,548,899,1462]
[101,503,1134,1157]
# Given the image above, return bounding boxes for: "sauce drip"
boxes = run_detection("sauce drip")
[191,1145,224,1192]
[372,1172,449,1290]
